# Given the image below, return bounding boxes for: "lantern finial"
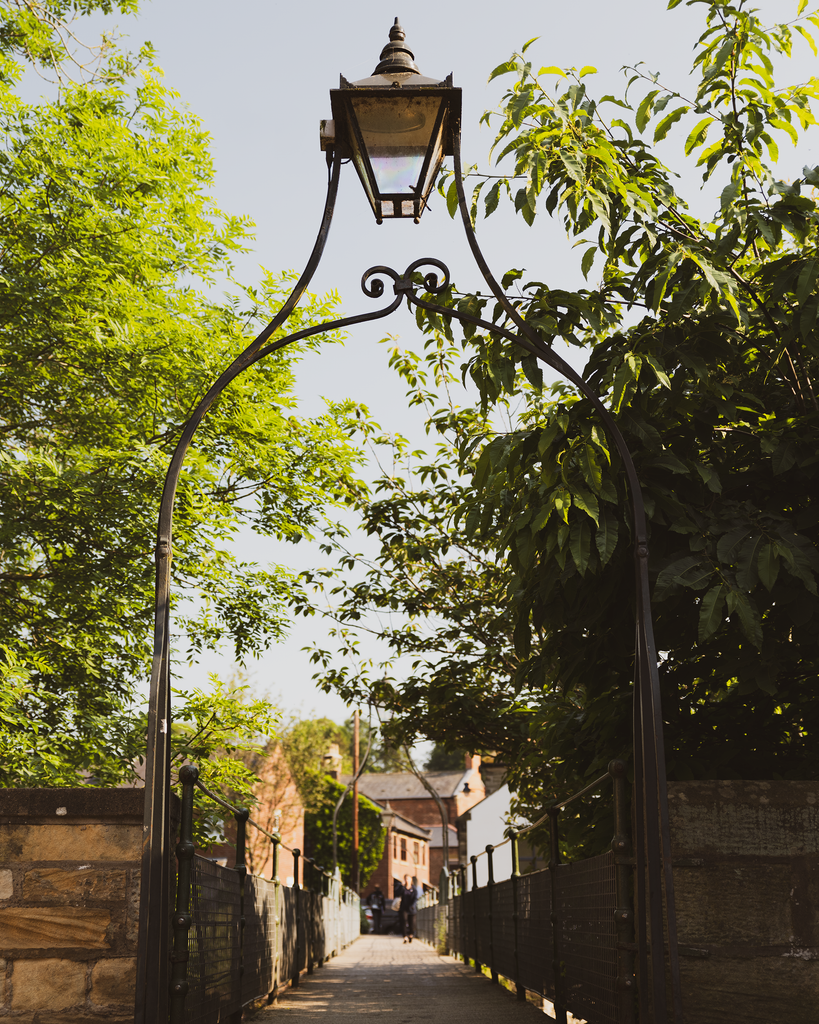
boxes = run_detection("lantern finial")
[373,18,420,76]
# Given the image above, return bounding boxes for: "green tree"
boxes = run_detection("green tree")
[171,674,281,846]
[303,774,385,888]
[307,0,819,822]
[0,1,360,785]
[424,743,467,772]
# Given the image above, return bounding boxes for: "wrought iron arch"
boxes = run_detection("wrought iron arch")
[136,58,682,1024]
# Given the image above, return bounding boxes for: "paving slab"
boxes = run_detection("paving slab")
[260,933,551,1022]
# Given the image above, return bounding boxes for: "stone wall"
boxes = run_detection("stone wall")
[0,788,167,1023]
[670,780,819,1024]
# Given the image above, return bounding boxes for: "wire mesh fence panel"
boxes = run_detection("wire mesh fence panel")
[517,868,554,1001]
[557,852,618,1024]
[473,885,492,968]
[186,857,241,1024]
[448,895,461,956]
[279,885,299,986]
[336,892,358,950]
[321,895,335,960]
[417,904,437,945]
[462,887,482,965]
[491,879,516,983]
[305,891,325,968]
[242,876,276,1005]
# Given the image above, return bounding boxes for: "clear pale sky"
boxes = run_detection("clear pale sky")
[60,1,816,722]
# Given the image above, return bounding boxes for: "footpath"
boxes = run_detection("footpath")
[259,932,551,1022]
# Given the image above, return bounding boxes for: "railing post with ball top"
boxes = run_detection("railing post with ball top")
[486,844,498,983]
[511,832,525,1001]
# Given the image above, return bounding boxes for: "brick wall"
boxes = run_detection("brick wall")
[670,780,819,1024]
[0,788,174,1023]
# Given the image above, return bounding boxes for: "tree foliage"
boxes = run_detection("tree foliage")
[0,1,360,785]
[307,0,819,820]
[172,674,281,846]
[303,774,385,888]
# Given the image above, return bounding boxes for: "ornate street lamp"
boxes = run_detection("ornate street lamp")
[136,20,682,1024]
[326,20,461,222]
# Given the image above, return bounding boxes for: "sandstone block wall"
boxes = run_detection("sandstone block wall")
[669,780,819,1024]
[0,789,157,1023]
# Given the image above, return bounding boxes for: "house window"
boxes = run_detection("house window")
[413,841,419,865]
[400,837,407,861]
[393,834,397,859]
[422,844,426,866]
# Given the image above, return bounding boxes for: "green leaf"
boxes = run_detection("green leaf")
[539,65,566,77]
[636,89,661,133]
[794,23,817,56]
[485,180,503,217]
[758,543,780,591]
[655,555,713,599]
[446,178,460,219]
[571,485,599,525]
[580,443,603,494]
[684,117,714,155]
[489,60,519,83]
[769,118,799,145]
[772,443,796,475]
[653,104,688,142]
[595,508,619,567]
[644,354,671,388]
[558,148,585,183]
[579,66,598,78]
[732,591,763,648]
[736,534,764,592]
[570,519,592,575]
[581,247,596,280]
[698,584,728,643]
[797,261,819,306]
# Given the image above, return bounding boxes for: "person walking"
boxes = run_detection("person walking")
[395,873,420,943]
[369,887,386,934]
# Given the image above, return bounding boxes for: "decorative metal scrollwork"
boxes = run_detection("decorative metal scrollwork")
[361,258,451,301]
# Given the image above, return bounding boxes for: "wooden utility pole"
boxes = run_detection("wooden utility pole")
[352,709,360,892]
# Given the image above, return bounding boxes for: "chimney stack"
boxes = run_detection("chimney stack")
[322,743,343,780]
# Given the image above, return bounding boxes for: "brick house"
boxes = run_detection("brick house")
[202,744,304,886]
[345,754,486,887]
[361,807,430,904]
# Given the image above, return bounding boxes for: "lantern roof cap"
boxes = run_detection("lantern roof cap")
[373,18,419,76]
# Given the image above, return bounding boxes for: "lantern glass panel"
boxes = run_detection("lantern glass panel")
[350,94,443,194]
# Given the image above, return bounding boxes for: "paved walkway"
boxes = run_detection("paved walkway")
[260,933,550,1022]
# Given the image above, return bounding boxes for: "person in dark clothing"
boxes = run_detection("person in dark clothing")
[395,873,419,943]
[369,887,386,934]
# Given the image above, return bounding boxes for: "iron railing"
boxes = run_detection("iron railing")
[169,764,360,1023]
[417,760,634,1024]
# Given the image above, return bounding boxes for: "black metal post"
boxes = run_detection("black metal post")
[168,764,197,1024]
[271,833,280,883]
[460,864,468,963]
[610,760,636,1024]
[511,832,525,1001]
[471,854,481,974]
[292,848,301,989]
[486,845,498,984]
[548,808,568,1024]
[269,832,281,1004]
